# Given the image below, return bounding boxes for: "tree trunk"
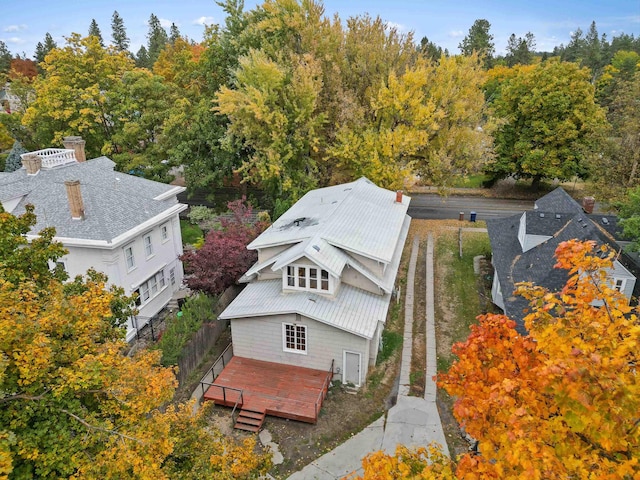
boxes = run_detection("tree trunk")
[531,175,543,190]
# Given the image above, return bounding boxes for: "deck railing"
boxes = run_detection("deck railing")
[199,343,233,399]
[315,359,334,418]
[21,148,76,169]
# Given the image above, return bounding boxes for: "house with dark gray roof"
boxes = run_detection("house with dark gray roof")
[487,187,637,333]
[0,137,187,341]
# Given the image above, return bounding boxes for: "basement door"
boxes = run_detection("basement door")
[343,351,361,387]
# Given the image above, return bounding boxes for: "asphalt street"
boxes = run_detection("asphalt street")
[407,193,533,221]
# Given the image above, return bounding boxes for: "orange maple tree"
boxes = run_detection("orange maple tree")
[355,240,639,479]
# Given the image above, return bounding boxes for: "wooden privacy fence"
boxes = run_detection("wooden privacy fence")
[175,284,243,386]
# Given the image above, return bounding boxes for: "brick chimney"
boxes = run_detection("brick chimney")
[395,190,403,203]
[64,180,85,220]
[21,153,42,175]
[63,136,86,162]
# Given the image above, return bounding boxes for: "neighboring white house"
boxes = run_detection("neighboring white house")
[0,136,187,341]
[219,177,411,387]
[487,187,637,333]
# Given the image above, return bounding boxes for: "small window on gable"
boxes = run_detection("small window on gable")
[283,323,307,354]
[284,264,331,293]
[614,278,625,292]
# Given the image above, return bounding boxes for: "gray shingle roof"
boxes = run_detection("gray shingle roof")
[487,209,624,333]
[0,157,182,243]
[534,187,583,213]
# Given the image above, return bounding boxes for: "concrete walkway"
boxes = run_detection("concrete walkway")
[288,234,448,479]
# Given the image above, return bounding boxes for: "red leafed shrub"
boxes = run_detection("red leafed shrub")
[181,198,268,295]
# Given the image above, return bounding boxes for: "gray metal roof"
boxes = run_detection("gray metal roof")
[219,279,391,339]
[0,157,183,243]
[248,177,410,264]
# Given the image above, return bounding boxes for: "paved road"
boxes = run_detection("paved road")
[408,194,533,221]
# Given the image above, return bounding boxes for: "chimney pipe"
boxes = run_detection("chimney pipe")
[63,136,86,163]
[21,153,42,175]
[395,190,403,203]
[64,180,85,220]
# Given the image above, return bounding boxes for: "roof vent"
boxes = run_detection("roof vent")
[312,245,320,252]
[602,217,609,225]
[582,222,588,228]
[293,217,306,227]
[555,214,561,219]
[539,213,545,218]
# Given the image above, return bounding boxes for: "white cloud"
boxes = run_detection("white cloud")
[193,16,216,26]
[385,21,407,33]
[4,24,27,33]
[5,37,26,45]
[448,30,464,38]
[159,18,173,29]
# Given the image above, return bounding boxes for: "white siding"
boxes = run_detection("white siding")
[257,244,291,264]
[517,213,526,251]
[231,314,370,379]
[347,251,385,277]
[610,260,636,301]
[523,234,552,252]
[491,273,505,310]
[341,265,383,294]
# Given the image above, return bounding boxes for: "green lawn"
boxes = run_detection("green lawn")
[449,174,489,188]
[435,231,492,372]
[180,219,203,245]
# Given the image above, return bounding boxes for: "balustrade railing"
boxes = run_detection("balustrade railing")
[21,148,76,169]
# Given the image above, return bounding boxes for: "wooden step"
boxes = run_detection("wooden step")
[234,408,266,432]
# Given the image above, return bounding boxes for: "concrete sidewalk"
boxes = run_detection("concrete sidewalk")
[288,234,448,479]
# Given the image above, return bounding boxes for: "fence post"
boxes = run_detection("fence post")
[459,227,463,259]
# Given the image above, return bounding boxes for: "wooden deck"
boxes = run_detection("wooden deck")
[203,356,332,424]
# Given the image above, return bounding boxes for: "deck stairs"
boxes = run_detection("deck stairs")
[234,406,266,432]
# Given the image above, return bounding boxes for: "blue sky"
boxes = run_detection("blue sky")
[1,0,639,58]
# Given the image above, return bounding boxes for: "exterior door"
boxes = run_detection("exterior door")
[343,351,361,387]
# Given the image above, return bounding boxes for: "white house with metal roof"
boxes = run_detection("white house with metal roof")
[219,177,411,387]
[0,137,187,341]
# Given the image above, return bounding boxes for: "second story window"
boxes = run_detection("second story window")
[144,234,153,258]
[614,278,625,292]
[125,245,135,271]
[285,265,331,293]
[161,224,169,242]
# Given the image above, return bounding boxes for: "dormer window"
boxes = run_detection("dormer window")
[285,265,332,293]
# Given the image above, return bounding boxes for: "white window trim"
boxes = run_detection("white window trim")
[133,268,169,307]
[143,233,154,259]
[282,322,308,355]
[124,244,136,272]
[613,278,626,292]
[283,263,333,294]
[160,223,169,243]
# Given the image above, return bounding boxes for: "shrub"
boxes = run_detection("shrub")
[187,205,216,225]
[155,293,217,366]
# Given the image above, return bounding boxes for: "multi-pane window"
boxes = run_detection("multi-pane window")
[133,269,167,306]
[283,323,307,353]
[614,278,625,292]
[143,234,153,258]
[170,267,176,286]
[285,265,330,292]
[161,224,169,242]
[125,245,135,271]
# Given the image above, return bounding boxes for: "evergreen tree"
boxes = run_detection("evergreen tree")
[146,14,168,66]
[169,22,181,44]
[88,19,104,47]
[563,28,585,62]
[135,45,151,69]
[111,10,130,52]
[418,36,443,61]
[34,32,57,73]
[505,32,536,66]
[459,19,494,67]
[0,40,11,75]
[4,140,27,172]
[583,21,603,80]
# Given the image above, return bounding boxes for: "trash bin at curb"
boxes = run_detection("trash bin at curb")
[470,211,477,222]
[459,211,464,221]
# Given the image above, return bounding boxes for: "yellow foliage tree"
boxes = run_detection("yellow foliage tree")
[0,206,271,479]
